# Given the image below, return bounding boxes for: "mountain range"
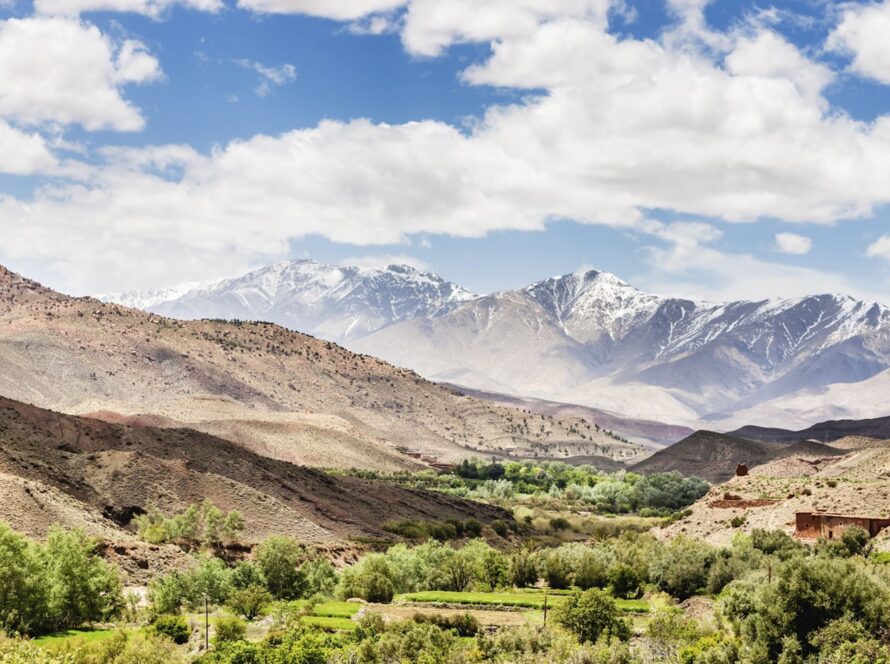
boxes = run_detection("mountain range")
[104,260,890,432]
[1,264,640,473]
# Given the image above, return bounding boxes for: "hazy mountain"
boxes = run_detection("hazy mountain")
[102,260,476,342]
[104,263,890,431]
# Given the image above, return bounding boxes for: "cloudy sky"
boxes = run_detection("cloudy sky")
[2,0,890,302]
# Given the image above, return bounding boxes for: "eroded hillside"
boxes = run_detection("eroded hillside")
[0,265,644,469]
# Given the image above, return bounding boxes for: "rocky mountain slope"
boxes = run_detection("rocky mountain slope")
[658,435,890,547]
[631,431,782,483]
[0,396,507,543]
[353,270,890,430]
[108,262,890,432]
[0,265,642,471]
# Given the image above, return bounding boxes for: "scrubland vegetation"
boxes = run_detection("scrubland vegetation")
[3,503,890,663]
[335,460,710,516]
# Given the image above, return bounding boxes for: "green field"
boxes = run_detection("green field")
[300,615,357,631]
[290,600,362,618]
[33,628,117,647]
[396,591,648,613]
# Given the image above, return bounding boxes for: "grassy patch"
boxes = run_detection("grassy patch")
[33,628,117,647]
[299,616,357,631]
[397,591,648,613]
[289,600,362,618]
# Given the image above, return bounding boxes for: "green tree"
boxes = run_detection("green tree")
[43,526,122,630]
[508,548,538,588]
[554,588,624,644]
[255,536,306,600]
[302,559,338,599]
[649,536,714,600]
[0,523,48,636]
[476,548,508,589]
[227,585,272,620]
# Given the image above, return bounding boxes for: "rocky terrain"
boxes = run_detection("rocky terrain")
[658,434,890,547]
[0,395,508,542]
[108,260,890,432]
[448,385,692,448]
[0,265,643,471]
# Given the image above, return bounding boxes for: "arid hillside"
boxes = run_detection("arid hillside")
[0,395,508,547]
[657,435,890,547]
[0,265,645,470]
[731,416,890,444]
[631,431,781,483]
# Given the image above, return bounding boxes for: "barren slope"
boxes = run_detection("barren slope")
[0,396,508,545]
[658,437,890,547]
[0,265,645,470]
[631,431,780,483]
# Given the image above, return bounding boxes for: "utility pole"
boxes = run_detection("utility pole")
[204,595,209,651]
[543,588,549,626]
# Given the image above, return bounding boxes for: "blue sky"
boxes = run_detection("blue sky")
[1,0,890,302]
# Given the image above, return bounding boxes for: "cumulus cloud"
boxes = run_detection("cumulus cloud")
[638,222,878,302]
[0,121,57,175]
[828,1,890,85]
[5,0,890,297]
[0,17,163,131]
[774,232,813,255]
[867,235,890,262]
[235,60,297,97]
[34,0,224,17]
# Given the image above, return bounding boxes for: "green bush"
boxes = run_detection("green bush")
[213,614,246,645]
[151,614,190,645]
[227,585,272,621]
[554,588,626,644]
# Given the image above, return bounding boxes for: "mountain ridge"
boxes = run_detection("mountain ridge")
[1,263,642,471]
[101,260,890,431]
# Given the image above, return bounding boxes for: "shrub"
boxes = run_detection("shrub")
[151,614,190,644]
[549,517,570,532]
[214,614,246,645]
[228,585,272,620]
[412,612,479,637]
[729,515,746,528]
[361,573,395,604]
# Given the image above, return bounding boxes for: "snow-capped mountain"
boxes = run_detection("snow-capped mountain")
[351,270,890,429]
[104,262,890,430]
[101,260,476,342]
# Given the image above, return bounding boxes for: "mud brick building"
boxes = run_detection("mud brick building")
[795,512,890,540]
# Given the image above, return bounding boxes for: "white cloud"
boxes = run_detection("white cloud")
[0,17,163,131]
[236,0,407,20]
[0,121,57,175]
[828,1,890,85]
[236,60,297,97]
[867,235,890,262]
[638,222,879,302]
[339,254,430,271]
[774,232,813,255]
[6,2,890,297]
[34,0,224,17]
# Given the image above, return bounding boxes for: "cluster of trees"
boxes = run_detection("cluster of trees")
[149,536,336,620]
[0,524,122,637]
[133,500,244,549]
[340,462,709,515]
